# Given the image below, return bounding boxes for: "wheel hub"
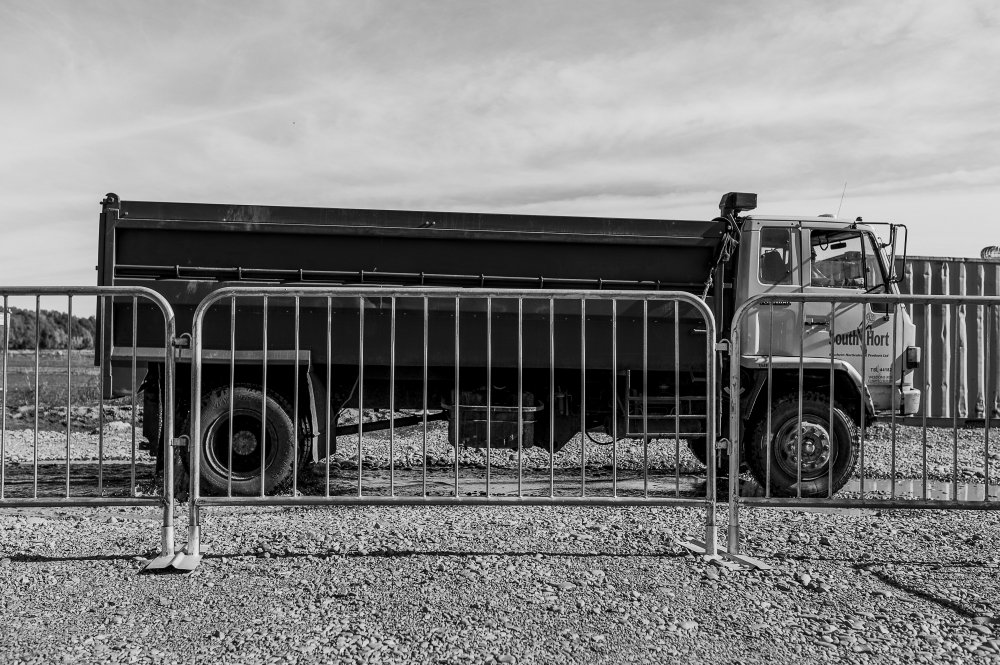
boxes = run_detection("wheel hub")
[776,420,832,475]
[232,430,258,456]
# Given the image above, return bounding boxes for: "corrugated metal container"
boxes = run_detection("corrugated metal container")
[899,256,1000,420]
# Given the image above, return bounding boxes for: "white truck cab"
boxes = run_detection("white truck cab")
[719,192,921,496]
[737,214,921,416]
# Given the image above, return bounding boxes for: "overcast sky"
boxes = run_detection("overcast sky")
[1,0,998,295]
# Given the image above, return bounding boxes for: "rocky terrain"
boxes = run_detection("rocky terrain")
[0,503,998,664]
[1,402,999,663]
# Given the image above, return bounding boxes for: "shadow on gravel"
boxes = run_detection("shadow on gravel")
[2,552,155,563]
[861,563,997,619]
[776,552,994,568]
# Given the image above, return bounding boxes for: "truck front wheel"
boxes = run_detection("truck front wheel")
[746,393,857,498]
[197,385,297,496]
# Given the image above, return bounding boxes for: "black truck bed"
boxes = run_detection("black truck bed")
[98,195,725,351]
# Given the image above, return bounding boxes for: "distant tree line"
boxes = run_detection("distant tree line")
[0,308,97,350]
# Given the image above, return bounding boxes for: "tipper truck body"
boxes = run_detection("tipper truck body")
[97,192,920,497]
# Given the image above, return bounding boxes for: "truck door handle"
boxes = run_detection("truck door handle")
[803,317,829,326]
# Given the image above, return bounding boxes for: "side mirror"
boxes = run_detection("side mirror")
[889,224,908,284]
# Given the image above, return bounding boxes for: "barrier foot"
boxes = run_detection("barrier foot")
[142,551,201,572]
[140,526,203,573]
[680,539,772,571]
[176,525,204,570]
[722,550,772,571]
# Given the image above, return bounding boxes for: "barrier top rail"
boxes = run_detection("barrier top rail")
[191,285,718,310]
[0,285,176,316]
[732,291,1000,313]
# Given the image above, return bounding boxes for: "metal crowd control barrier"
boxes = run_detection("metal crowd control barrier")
[727,292,1000,555]
[181,287,719,567]
[0,287,178,567]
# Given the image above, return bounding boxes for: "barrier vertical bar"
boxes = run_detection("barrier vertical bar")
[704,299,717,557]
[228,297,236,498]
[517,298,523,498]
[486,297,492,498]
[673,304,680,497]
[261,295,269,499]
[890,301,899,499]
[1,295,7,499]
[859,307,868,498]
[293,297,301,497]
[796,303,805,500]
[828,302,836,499]
[986,303,993,502]
[160,295,176,561]
[422,297,428,497]
[612,299,618,498]
[325,297,332,499]
[66,297,73,497]
[549,297,554,498]
[642,299,649,498]
[389,297,395,497]
[455,297,462,497]
[188,294,205,559]
[97,295,105,496]
[580,299,586,497]
[766,303,774,498]
[952,305,959,500]
[358,297,365,498]
[130,297,137,495]
[34,296,40,498]
[728,303,743,554]
[454,297,460,498]
[922,303,929,500]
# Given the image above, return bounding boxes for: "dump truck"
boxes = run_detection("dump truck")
[97,191,921,497]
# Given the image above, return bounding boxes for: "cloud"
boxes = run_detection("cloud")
[1,0,998,291]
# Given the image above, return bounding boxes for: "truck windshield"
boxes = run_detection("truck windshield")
[810,230,886,292]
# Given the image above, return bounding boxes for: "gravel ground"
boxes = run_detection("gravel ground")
[857,422,999,483]
[0,504,998,664]
[329,413,1000,478]
[2,411,999,663]
[1,426,151,464]
[2,414,998,499]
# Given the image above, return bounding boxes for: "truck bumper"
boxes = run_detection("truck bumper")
[870,385,921,417]
[900,386,921,416]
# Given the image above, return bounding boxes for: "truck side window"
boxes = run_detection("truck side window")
[810,230,881,290]
[759,228,793,285]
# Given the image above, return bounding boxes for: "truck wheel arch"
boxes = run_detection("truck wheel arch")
[741,359,874,430]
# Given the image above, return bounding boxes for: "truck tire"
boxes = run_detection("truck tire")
[142,375,161,455]
[196,385,297,496]
[746,393,857,498]
[687,439,707,466]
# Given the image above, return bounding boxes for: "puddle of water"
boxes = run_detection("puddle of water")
[843,478,1000,502]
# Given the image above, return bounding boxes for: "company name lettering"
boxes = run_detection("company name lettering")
[832,329,892,347]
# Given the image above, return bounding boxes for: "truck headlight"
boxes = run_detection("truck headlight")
[905,346,921,369]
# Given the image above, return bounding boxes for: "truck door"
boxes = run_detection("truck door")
[802,226,899,411]
[746,224,802,358]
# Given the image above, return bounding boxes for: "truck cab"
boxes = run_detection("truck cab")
[726,200,921,496]
[736,213,920,415]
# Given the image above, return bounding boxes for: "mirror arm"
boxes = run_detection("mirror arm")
[891,224,909,285]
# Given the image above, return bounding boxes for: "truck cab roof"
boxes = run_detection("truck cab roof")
[743,215,888,234]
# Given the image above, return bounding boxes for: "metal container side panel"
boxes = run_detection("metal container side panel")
[899,256,1000,419]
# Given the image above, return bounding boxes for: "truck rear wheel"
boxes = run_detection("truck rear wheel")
[746,393,857,498]
[197,385,297,496]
